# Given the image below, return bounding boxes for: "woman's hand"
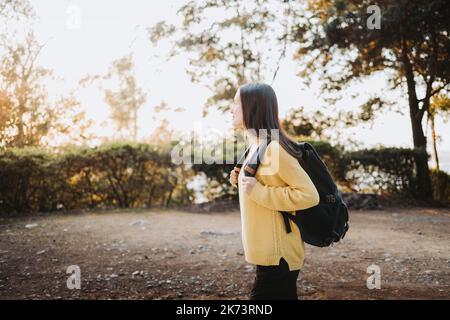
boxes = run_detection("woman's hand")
[229,168,239,187]
[241,176,257,194]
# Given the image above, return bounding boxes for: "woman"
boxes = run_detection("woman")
[229,83,320,300]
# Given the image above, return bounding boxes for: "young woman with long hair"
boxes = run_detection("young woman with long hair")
[229,83,320,300]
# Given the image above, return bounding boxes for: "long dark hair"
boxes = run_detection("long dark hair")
[239,82,302,159]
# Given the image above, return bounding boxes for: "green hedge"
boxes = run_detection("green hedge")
[430,169,450,204]
[191,141,442,204]
[191,139,346,201]
[0,142,195,213]
[342,147,429,197]
[0,141,447,213]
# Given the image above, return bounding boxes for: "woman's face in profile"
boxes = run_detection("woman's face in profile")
[231,89,244,129]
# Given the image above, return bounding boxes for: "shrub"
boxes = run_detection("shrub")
[0,142,195,214]
[430,169,450,205]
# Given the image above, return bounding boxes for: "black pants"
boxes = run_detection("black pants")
[249,257,300,300]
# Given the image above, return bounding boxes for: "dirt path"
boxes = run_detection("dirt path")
[0,206,449,300]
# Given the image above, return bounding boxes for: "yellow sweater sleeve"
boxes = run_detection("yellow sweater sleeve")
[248,140,320,212]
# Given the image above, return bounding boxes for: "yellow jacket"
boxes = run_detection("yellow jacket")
[237,139,320,271]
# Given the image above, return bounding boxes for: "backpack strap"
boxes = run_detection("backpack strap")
[233,144,252,187]
[243,137,272,177]
[235,144,252,169]
[280,211,293,233]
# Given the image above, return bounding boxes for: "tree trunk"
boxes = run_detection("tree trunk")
[401,43,433,199]
[430,113,440,171]
[408,98,433,200]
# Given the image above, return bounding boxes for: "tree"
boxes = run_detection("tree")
[0,1,91,148]
[427,94,450,171]
[0,0,33,23]
[0,32,93,148]
[289,0,450,199]
[103,54,146,141]
[148,0,296,115]
[282,106,362,147]
[0,32,57,147]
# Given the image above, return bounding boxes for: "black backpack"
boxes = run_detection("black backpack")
[235,139,349,247]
